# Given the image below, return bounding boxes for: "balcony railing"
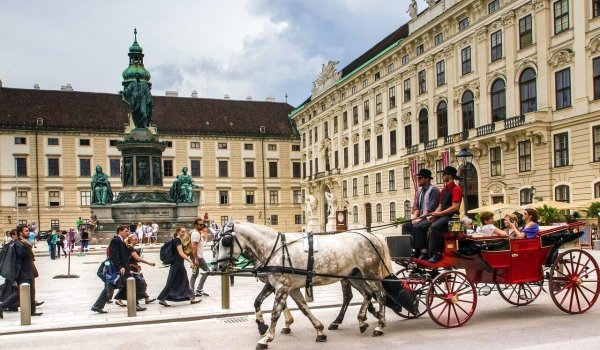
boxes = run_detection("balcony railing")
[444,129,469,145]
[476,123,495,137]
[504,115,525,129]
[407,144,419,154]
[424,139,438,150]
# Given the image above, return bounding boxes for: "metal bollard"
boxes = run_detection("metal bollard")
[126,277,136,317]
[221,274,230,309]
[19,283,31,325]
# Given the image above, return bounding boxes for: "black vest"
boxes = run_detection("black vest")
[440,182,457,212]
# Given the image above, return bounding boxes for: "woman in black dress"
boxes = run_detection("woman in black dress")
[114,234,157,308]
[158,226,201,306]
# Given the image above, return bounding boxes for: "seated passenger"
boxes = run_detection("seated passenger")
[503,214,519,238]
[471,211,508,238]
[462,216,474,235]
[508,208,540,239]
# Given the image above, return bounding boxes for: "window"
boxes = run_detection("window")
[403,167,411,189]
[434,33,443,45]
[520,188,533,205]
[461,47,472,75]
[436,60,445,86]
[519,15,533,49]
[269,162,278,177]
[80,159,91,177]
[518,140,532,172]
[353,206,359,223]
[333,116,338,134]
[402,54,409,65]
[387,63,395,74]
[389,87,396,109]
[314,127,318,143]
[352,106,359,125]
[15,137,26,145]
[404,200,412,219]
[343,111,348,130]
[403,79,411,102]
[191,160,201,177]
[390,130,397,155]
[314,157,319,174]
[595,182,600,198]
[375,94,382,114]
[418,70,426,94]
[293,189,302,204]
[353,143,359,166]
[555,68,571,110]
[376,135,383,159]
[376,204,383,222]
[364,140,371,163]
[109,139,118,147]
[308,131,312,145]
[165,141,173,148]
[437,101,448,138]
[488,0,500,13]
[416,44,424,56]
[490,147,502,176]
[219,191,229,205]
[363,79,368,88]
[16,158,27,176]
[594,58,600,100]
[594,126,600,162]
[363,175,370,195]
[342,180,348,198]
[436,159,444,184]
[269,190,279,204]
[109,159,120,177]
[245,161,254,177]
[80,191,91,206]
[343,147,349,168]
[352,85,357,94]
[219,160,228,177]
[553,0,569,35]
[190,142,201,149]
[292,144,300,152]
[352,178,358,196]
[388,170,396,191]
[389,202,397,221]
[163,160,173,177]
[376,173,382,193]
[79,139,90,146]
[294,215,302,225]
[462,91,475,130]
[418,109,429,144]
[321,102,326,112]
[267,144,277,151]
[458,18,470,31]
[292,162,301,178]
[48,138,59,146]
[374,71,381,81]
[17,191,28,207]
[555,185,570,202]
[520,68,537,113]
[48,158,60,176]
[554,132,569,167]
[247,216,255,223]
[595,0,600,18]
[49,190,60,207]
[363,100,370,120]
[218,142,228,149]
[491,79,506,122]
[244,143,254,150]
[490,30,502,62]
[405,124,412,148]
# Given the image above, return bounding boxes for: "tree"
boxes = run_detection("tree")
[536,205,561,225]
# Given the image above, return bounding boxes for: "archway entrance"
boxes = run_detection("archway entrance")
[459,162,479,212]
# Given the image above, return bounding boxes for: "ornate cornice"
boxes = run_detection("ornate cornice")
[516,3,533,17]
[401,111,412,125]
[443,44,455,58]
[548,49,574,69]
[362,128,371,139]
[374,123,384,135]
[351,133,360,143]
[476,26,488,42]
[459,36,473,48]
[387,117,398,130]
[341,136,349,147]
[501,10,516,26]
[588,35,600,55]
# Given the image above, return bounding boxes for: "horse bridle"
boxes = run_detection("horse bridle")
[212,222,244,270]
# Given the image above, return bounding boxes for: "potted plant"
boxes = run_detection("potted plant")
[584,202,600,249]
[536,204,561,225]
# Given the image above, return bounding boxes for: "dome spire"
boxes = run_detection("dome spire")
[122,28,151,87]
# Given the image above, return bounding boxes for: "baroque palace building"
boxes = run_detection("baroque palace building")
[292,0,600,232]
[0,36,302,234]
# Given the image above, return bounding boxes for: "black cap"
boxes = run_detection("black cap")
[442,166,462,180]
[416,168,433,180]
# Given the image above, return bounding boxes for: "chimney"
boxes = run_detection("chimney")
[33,84,40,90]
[61,83,73,91]
[165,91,178,97]
[224,94,230,100]
[246,96,253,101]
[265,95,276,102]
[191,90,198,98]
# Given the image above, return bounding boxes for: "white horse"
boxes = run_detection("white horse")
[215,220,393,349]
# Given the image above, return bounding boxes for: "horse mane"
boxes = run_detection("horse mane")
[233,220,280,235]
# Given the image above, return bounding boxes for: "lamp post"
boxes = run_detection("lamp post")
[456,148,474,214]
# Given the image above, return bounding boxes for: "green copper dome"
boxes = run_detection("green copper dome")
[129,39,143,53]
[122,28,152,87]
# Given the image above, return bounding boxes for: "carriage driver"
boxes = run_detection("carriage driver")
[426,166,463,263]
[402,168,440,259]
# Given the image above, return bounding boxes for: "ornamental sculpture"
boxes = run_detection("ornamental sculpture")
[91,165,113,204]
[121,74,154,128]
[169,167,199,203]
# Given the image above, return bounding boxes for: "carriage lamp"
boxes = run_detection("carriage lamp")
[456,148,474,213]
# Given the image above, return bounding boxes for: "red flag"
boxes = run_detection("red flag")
[410,159,418,196]
[442,149,450,168]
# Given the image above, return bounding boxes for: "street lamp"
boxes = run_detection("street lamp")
[456,148,474,213]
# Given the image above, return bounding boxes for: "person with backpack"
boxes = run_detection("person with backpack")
[189,218,210,297]
[157,226,201,307]
[48,230,58,260]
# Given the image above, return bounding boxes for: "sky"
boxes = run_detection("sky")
[0,0,426,107]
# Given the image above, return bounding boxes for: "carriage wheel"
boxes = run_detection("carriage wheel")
[393,268,428,319]
[426,271,477,328]
[496,282,542,306]
[549,249,600,314]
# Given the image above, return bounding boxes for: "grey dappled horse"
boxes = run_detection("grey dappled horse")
[215,220,393,349]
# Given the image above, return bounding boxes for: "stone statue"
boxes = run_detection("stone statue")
[152,157,162,186]
[169,175,181,203]
[426,0,436,7]
[315,61,340,87]
[324,147,330,171]
[91,165,113,204]
[121,74,153,128]
[122,157,133,186]
[305,194,317,217]
[137,157,148,185]
[324,192,335,217]
[176,167,199,203]
[408,0,418,20]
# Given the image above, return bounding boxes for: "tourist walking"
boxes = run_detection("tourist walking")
[157,226,201,307]
[114,234,156,309]
[49,230,58,260]
[151,221,159,245]
[57,231,67,258]
[80,228,90,254]
[190,218,210,297]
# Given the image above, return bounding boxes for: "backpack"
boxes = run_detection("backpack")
[160,239,176,265]
[46,234,52,244]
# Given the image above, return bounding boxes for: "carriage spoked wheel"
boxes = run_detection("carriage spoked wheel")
[496,281,543,306]
[426,271,477,328]
[394,268,429,319]
[549,249,600,314]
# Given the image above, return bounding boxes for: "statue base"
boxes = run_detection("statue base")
[305,217,320,233]
[325,215,337,232]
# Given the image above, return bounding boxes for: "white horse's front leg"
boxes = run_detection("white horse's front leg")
[288,289,327,342]
[371,282,387,337]
[257,287,288,350]
[281,308,294,334]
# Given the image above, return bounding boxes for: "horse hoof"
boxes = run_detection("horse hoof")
[256,343,268,350]
[257,323,268,335]
[281,328,291,334]
[316,335,328,342]
[372,330,384,337]
[328,323,339,330]
[359,324,369,333]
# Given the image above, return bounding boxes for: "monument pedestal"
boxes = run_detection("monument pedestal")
[305,217,319,233]
[325,215,336,232]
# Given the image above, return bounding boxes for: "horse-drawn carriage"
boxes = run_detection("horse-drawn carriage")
[386,220,600,327]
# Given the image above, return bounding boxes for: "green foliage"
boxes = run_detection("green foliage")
[584,202,600,219]
[472,214,482,227]
[536,205,561,225]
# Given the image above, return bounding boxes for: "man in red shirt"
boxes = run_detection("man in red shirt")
[427,166,463,263]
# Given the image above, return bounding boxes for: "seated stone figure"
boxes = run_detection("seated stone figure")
[91,165,113,204]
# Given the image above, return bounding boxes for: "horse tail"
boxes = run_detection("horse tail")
[373,233,393,277]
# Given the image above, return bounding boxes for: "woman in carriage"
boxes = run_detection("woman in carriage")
[508,208,540,239]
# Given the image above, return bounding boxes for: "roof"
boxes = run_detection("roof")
[0,88,297,138]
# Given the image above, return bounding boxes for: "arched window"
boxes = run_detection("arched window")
[491,79,506,122]
[461,90,474,130]
[555,185,570,203]
[520,68,537,114]
[376,203,382,222]
[353,205,359,223]
[389,202,396,221]
[403,200,411,219]
[418,108,429,143]
[436,101,448,138]
[520,188,533,205]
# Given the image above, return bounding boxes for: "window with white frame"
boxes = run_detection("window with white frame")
[404,200,411,219]
[554,132,569,167]
[389,86,396,109]
[553,0,569,35]
[389,202,396,221]
[363,175,370,195]
[375,173,382,193]
[293,189,302,204]
[80,191,91,206]
[518,140,532,172]
[219,191,229,205]
[353,206,359,223]
[342,180,348,198]
[490,30,502,62]
[490,146,502,176]
[352,178,358,196]
[555,185,570,202]
[245,190,255,204]
[434,33,443,45]
[269,190,279,204]
[519,15,533,49]
[49,190,61,206]
[595,182,600,198]
[520,188,533,205]
[376,204,383,222]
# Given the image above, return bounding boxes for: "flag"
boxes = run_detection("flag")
[441,149,450,168]
[410,159,418,196]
